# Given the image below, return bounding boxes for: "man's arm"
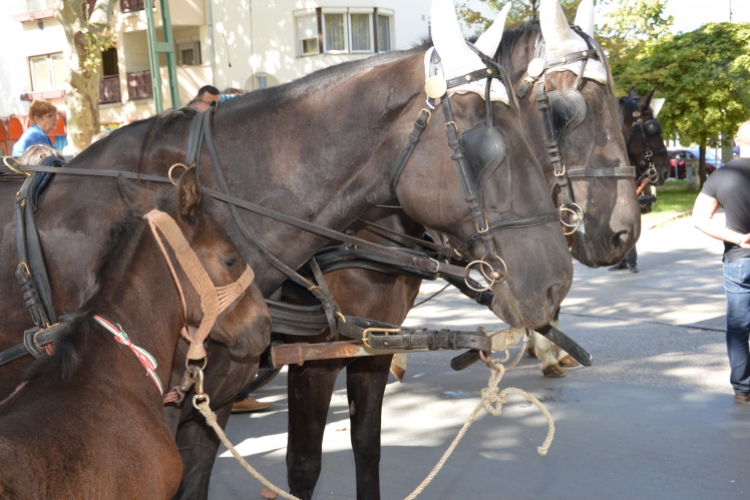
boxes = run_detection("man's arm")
[693,193,750,248]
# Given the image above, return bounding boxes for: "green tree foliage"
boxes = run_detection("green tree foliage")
[596,0,672,96]
[457,0,580,31]
[630,22,750,184]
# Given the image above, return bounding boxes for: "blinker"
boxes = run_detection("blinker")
[425,75,448,99]
[644,119,662,137]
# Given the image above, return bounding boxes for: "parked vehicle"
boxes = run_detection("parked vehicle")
[668,148,721,179]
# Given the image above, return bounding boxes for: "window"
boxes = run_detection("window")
[25,0,53,10]
[323,11,347,53]
[349,10,373,53]
[176,39,201,66]
[296,13,319,56]
[377,14,392,52]
[294,7,394,57]
[29,53,65,91]
[99,48,120,104]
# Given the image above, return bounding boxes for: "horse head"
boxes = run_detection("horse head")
[119,168,271,361]
[620,87,671,186]
[492,0,641,268]
[392,0,572,329]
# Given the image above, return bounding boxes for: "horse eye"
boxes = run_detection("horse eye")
[223,254,238,270]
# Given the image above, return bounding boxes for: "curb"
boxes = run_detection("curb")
[646,210,692,230]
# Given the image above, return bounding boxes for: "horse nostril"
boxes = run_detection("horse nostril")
[612,229,631,250]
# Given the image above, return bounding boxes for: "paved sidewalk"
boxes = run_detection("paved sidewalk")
[210,217,750,500]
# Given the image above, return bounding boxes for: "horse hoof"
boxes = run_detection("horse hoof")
[390,364,405,383]
[558,355,579,368]
[542,365,566,378]
[527,347,536,358]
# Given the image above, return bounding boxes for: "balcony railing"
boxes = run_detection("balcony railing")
[99,75,121,104]
[120,0,144,13]
[127,70,153,100]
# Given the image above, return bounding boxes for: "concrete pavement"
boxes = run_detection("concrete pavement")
[209,216,750,500]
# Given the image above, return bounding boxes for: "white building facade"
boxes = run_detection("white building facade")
[0,0,434,138]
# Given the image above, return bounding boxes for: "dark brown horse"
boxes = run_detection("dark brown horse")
[527,85,671,376]
[0,169,270,499]
[283,0,642,498]
[0,0,574,497]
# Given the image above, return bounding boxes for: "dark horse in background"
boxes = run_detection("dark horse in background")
[526,84,672,377]
[0,168,270,499]
[280,0,642,498]
[0,0,576,497]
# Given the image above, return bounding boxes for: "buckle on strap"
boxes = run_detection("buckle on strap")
[362,327,402,349]
[23,322,61,359]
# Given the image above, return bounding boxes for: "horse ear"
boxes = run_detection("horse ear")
[574,0,595,37]
[474,3,512,57]
[539,0,578,53]
[117,174,158,211]
[430,0,477,73]
[628,86,640,99]
[177,167,203,227]
[639,87,657,111]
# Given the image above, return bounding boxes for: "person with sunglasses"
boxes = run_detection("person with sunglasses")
[12,99,58,157]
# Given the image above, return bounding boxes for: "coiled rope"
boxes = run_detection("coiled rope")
[195,335,555,500]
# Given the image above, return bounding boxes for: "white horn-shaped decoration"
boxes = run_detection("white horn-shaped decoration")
[538,0,608,85]
[425,0,509,104]
[430,0,479,77]
[474,2,512,57]
[574,0,595,37]
[539,0,581,61]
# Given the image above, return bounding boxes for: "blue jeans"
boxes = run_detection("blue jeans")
[723,258,750,395]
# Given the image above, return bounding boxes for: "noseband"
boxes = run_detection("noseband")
[145,209,255,361]
[390,42,562,291]
[516,27,636,234]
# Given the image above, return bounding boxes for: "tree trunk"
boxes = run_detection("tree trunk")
[56,0,116,154]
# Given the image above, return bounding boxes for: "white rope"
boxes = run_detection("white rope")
[197,337,555,500]
[194,397,303,500]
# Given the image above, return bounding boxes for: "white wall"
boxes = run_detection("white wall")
[0,0,68,116]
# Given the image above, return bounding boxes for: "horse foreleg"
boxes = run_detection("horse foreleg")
[287,360,342,500]
[346,354,393,500]
[532,331,566,378]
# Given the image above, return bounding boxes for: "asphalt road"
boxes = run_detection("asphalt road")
[209,215,750,500]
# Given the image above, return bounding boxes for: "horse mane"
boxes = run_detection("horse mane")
[495,21,541,77]
[23,192,176,382]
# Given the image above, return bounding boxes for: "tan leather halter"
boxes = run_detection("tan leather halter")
[144,209,255,360]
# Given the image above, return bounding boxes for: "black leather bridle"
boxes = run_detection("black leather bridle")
[515,27,636,234]
[390,41,562,291]
[622,98,667,184]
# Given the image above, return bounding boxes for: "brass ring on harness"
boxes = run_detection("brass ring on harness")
[475,218,490,234]
[335,311,346,323]
[479,255,507,285]
[362,326,402,349]
[464,259,496,292]
[554,165,567,177]
[3,157,30,177]
[185,356,208,372]
[168,163,188,186]
[559,203,583,235]
[444,121,458,132]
